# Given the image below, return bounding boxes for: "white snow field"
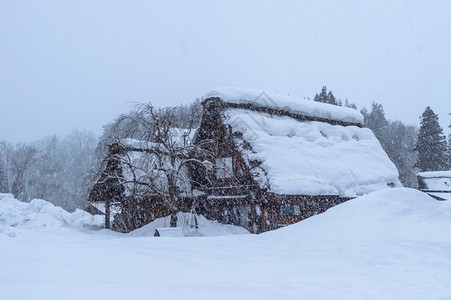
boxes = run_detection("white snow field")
[1,189,451,299]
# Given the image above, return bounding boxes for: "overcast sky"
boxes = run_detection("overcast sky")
[1,1,450,142]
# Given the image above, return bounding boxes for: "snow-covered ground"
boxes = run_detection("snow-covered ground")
[1,189,451,299]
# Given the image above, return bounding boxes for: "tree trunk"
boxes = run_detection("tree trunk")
[105,198,111,229]
[170,212,177,227]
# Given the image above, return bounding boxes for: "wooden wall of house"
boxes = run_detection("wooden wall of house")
[245,193,350,233]
[112,194,203,233]
[192,97,255,191]
[258,193,350,231]
[192,192,351,234]
[194,97,235,157]
[88,143,125,203]
[195,194,253,230]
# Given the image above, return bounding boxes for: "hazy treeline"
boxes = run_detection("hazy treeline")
[0,130,98,211]
[360,102,450,187]
[315,86,451,187]
[361,103,419,187]
[0,101,202,211]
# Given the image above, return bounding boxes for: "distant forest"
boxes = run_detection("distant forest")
[0,88,450,211]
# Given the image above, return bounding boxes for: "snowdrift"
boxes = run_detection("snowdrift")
[0,193,104,237]
[1,189,451,299]
[0,193,248,238]
[264,188,451,241]
[130,212,249,237]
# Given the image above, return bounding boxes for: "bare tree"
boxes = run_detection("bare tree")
[3,143,38,201]
[90,102,215,232]
[0,141,12,193]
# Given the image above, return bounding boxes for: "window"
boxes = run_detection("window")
[280,203,302,218]
[280,204,292,218]
[293,204,301,216]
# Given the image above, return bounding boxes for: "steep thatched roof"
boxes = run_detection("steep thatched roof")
[201,87,400,197]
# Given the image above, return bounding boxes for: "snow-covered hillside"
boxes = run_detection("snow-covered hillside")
[1,189,451,299]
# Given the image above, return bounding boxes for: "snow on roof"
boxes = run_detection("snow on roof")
[224,109,400,197]
[417,170,451,192]
[205,87,364,125]
[118,142,192,196]
[417,170,451,178]
[120,128,195,149]
[90,202,122,216]
[113,132,196,196]
[120,138,155,149]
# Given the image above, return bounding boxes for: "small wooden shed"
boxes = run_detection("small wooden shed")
[417,170,451,201]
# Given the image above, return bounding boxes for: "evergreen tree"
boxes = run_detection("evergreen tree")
[344,98,357,109]
[363,102,418,187]
[384,121,418,187]
[363,102,389,141]
[327,91,337,105]
[314,86,328,103]
[415,107,448,172]
[314,86,338,106]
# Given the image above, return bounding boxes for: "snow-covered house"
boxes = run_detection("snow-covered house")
[89,88,400,233]
[417,170,451,201]
[191,87,400,232]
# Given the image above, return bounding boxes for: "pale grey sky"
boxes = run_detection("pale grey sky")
[1,1,450,142]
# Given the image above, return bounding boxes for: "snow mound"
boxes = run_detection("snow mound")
[129,212,249,237]
[265,188,451,242]
[205,87,364,125]
[0,194,248,238]
[0,194,104,237]
[1,189,450,299]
